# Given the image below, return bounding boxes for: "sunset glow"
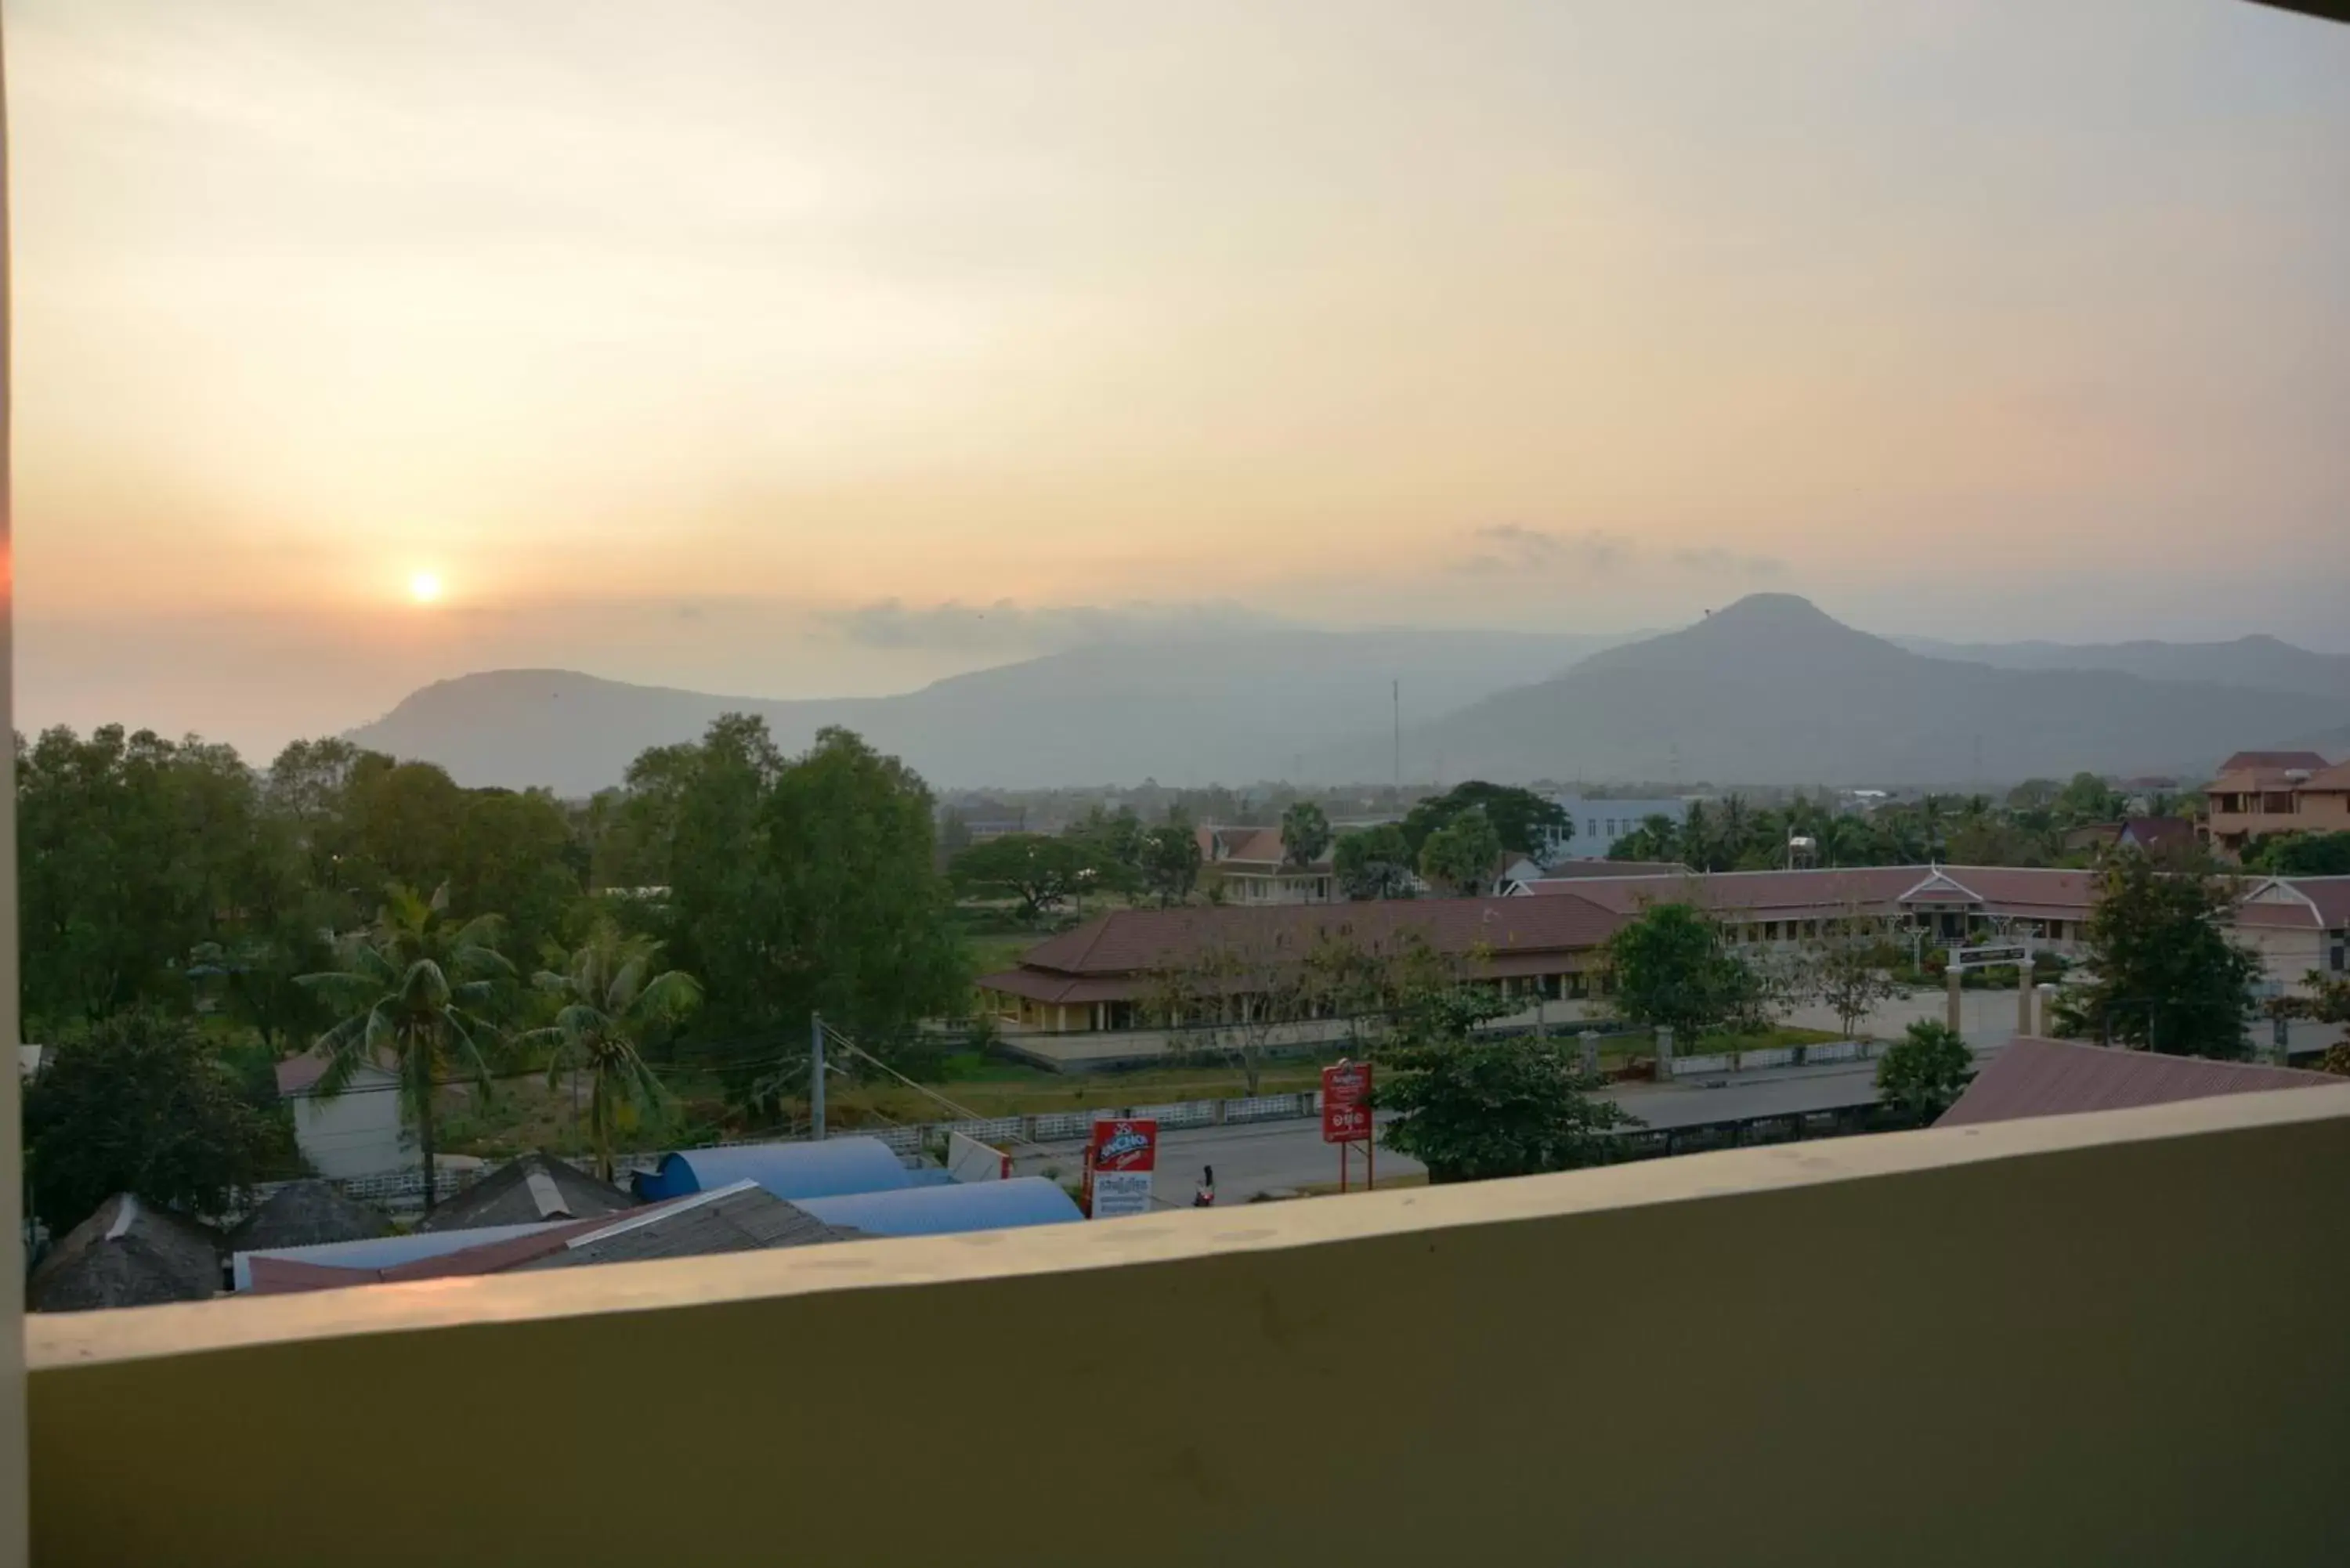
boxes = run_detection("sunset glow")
[409,573,443,605]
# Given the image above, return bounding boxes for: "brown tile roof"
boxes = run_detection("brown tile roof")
[2289,877,2350,927]
[1012,895,1623,977]
[2305,761,2350,793]
[1516,865,2102,921]
[1937,1036,2339,1128]
[1541,860,1694,879]
[2217,750,2333,775]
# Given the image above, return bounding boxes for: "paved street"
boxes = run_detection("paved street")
[1007,1057,1921,1205]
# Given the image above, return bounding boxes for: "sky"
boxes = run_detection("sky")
[12,0,2350,757]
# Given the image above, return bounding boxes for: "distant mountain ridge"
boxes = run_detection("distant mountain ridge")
[1307,595,2350,788]
[1894,633,2350,702]
[345,627,1639,794]
[349,602,2350,793]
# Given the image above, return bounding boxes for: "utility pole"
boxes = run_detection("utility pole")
[1391,678,1401,792]
[810,1011,826,1140]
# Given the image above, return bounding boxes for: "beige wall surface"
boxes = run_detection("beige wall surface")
[27,1089,2350,1568]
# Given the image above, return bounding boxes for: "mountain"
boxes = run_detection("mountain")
[1315,594,2350,787]
[347,627,1640,794]
[1893,633,2350,703]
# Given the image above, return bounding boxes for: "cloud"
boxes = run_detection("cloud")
[1669,547,1786,580]
[1453,526,1781,581]
[1460,526,1634,576]
[819,598,1290,652]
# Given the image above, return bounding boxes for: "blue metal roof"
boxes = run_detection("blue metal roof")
[797,1177,1083,1237]
[632,1137,913,1203]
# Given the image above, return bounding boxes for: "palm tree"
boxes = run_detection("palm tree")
[297,884,512,1212]
[520,926,701,1182]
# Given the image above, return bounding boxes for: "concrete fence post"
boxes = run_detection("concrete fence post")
[1578,1031,1601,1079]
[1655,1027,1675,1079]
[1947,968,1964,1034]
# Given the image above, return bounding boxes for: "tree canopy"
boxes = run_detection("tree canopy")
[1374,983,1632,1182]
[1401,782,1568,859]
[2053,856,2260,1058]
[1280,800,1333,867]
[1417,809,1501,897]
[2247,832,2350,877]
[1333,823,1417,901]
[1875,1020,1976,1124]
[23,1011,298,1236]
[1603,901,1768,1039]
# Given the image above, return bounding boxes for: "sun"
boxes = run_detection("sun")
[408,571,444,605]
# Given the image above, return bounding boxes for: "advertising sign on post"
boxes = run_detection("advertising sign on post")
[1083,1118,1158,1219]
[1322,1060,1373,1143]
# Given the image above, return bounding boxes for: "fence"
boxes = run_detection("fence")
[1665,1039,1881,1078]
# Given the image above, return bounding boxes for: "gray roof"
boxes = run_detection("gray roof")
[417,1151,635,1233]
[29,1194,222,1313]
[513,1182,861,1272]
[225,1181,395,1254]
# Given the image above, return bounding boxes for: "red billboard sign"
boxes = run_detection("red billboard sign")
[1322,1060,1373,1144]
[1083,1118,1158,1219]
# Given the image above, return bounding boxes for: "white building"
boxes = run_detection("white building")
[1546,796,1693,861]
[276,1055,408,1178]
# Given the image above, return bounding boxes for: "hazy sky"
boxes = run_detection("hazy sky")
[13,0,2350,756]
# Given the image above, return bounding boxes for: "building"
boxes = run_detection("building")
[276,1053,407,1178]
[28,1195,222,1314]
[2232,876,2350,989]
[1510,863,2102,952]
[1196,826,1333,904]
[223,1182,394,1256]
[2112,817,2199,858]
[415,1151,634,1233]
[977,894,1625,1033]
[2203,753,2347,857]
[1546,796,1691,860]
[1937,1036,2340,1128]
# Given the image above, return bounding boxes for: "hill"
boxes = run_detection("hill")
[1318,594,2350,787]
[346,627,1636,794]
[1894,633,2350,702]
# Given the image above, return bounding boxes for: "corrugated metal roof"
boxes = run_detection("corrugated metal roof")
[417,1152,635,1233]
[516,1183,857,1270]
[634,1136,913,1203]
[797,1176,1083,1236]
[1936,1037,2339,1129]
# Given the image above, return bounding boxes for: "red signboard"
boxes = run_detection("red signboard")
[1322,1060,1373,1144]
[1083,1118,1159,1219]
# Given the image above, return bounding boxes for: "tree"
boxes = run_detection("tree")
[1067,804,1145,894]
[658,721,967,1107]
[298,883,515,1212]
[949,833,1091,923]
[1875,1020,1976,1124]
[1144,930,1311,1094]
[1374,984,1632,1183]
[1418,809,1502,897]
[2052,855,2261,1058]
[1401,782,1569,859]
[1793,912,1906,1040]
[2055,771,2120,826]
[449,786,584,964]
[1140,816,1204,907]
[520,926,701,1181]
[2247,832,2350,877]
[1280,800,1333,868]
[1604,901,1767,1040]
[1333,822,1417,901]
[23,1010,298,1236]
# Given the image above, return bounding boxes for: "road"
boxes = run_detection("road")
[1007,1058,1907,1205]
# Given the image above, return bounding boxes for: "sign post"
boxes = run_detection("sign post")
[1321,1060,1376,1192]
[1082,1118,1158,1219]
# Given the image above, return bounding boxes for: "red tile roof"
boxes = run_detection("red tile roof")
[2289,878,2350,928]
[1541,860,1694,879]
[1011,895,1623,977]
[2114,817,2197,852]
[1936,1036,2340,1129]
